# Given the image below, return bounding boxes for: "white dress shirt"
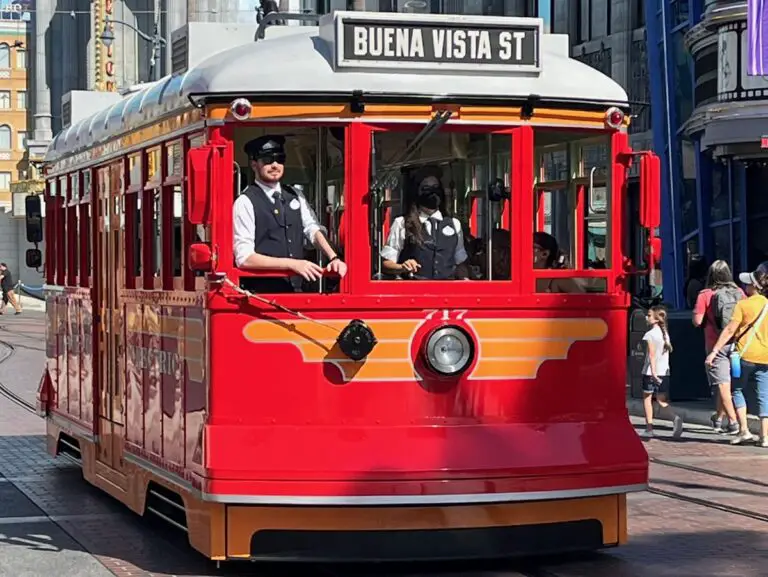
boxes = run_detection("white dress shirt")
[380,210,468,264]
[233,180,326,267]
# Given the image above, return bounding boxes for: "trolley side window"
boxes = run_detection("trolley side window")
[231,126,346,294]
[370,128,513,282]
[533,131,612,294]
[45,178,55,285]
[146,146,163,288]
[68,172,79,286]
[80,169,92,288]
[165,140,184,286]
[58,175,67,286]
[126,154,142,288]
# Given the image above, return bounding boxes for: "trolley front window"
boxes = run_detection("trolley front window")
[368,126,514,284]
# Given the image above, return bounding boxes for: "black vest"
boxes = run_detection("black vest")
[240,183,305,292]
[399,217,459,280]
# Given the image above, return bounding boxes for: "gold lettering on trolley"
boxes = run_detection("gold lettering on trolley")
[130,345,180,376]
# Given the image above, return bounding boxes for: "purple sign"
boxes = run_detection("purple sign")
[748,0,768,75]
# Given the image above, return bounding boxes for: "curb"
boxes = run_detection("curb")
[626,397,761,436]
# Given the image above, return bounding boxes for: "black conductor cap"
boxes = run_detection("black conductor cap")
[244,134,286,160]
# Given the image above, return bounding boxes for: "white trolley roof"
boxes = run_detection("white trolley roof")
[45,11,629,164]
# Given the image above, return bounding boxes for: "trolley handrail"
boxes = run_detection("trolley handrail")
[236,269,340,278]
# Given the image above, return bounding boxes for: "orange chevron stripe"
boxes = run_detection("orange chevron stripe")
[300,340,411,362]
[241,317,608,382]
[478,339,573,359]
[467,319,608,340]
[242,319,419,343]
[470,359,544,380]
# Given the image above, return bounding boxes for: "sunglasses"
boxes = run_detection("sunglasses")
[256,153,286,165]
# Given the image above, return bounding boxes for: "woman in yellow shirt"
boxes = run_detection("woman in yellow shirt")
[706,263,768,446]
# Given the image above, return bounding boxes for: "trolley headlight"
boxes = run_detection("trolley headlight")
[424,326,473,376]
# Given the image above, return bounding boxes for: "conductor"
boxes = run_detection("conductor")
[233,135,347,292]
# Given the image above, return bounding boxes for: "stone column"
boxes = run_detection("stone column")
[32,4,54,144]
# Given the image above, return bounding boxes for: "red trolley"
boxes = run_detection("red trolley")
[26,11,659,562]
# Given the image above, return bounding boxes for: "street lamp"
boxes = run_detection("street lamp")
[99,16,167,82]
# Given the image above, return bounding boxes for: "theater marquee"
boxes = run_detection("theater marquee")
[321,11,542,74]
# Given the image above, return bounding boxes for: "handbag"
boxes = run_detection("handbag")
[730,302,768,378]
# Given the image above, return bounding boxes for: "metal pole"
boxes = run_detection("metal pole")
[316,128,327,292]
[660,0,680,306]
[152,0,161,81]
[486,134,493,281]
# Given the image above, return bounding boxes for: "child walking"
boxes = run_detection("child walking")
[641,305,684,438]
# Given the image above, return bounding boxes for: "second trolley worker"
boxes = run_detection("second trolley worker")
[233,134,347,292]
[380,165,469,280]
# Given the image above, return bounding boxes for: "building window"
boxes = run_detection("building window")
[0,172,10,190]
[551,0,569,34]
[15,48,25,69]
[746,164,768,269]
[629,38,650,133]
[16,90,25,109]
[0,91,10,110]
[0,125,11,150]
[712,225,732,264]
[0,44,8,68]
[578,0,590,42]
[16,130,25,150]
[632,0,645,28]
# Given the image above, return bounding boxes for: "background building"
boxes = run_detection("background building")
[0,4,37,290]
[647,0,768,310]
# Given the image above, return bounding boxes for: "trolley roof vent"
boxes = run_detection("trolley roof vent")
[171,21,307,75]
[60,90,123,130]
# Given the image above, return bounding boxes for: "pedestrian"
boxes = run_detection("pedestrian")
[0,263,21,315]
[685,255,709,309]
[706,262,768,446]
[693,260,744,434]
[640,305,683,438]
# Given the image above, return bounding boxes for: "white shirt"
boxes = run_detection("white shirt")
[233,180,326,267]
[642,325,671,376]
[380,210,468,264]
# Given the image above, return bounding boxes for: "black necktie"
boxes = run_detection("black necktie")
[429,217,440,241]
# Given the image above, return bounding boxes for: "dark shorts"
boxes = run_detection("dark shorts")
[642,375,670,395]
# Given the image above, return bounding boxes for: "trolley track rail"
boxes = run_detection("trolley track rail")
[0,325,46,352]
[647,486,768,523]
[0,338,37,415]
[648,456,768,524]
[650,456,768,489]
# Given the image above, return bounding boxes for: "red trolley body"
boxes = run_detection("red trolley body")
[30,12,661,562]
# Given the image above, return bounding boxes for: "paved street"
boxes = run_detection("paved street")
[0,312,766,576]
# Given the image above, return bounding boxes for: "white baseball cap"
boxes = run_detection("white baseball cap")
[739,271,758,286]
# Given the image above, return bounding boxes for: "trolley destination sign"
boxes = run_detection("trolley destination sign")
[324,11,542,73]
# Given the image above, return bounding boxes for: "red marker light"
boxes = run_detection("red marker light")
[230,98,252,121]
[605,107,625,129]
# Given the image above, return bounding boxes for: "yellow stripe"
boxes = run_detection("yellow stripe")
[478,339,573,359]
[468,319,608,340]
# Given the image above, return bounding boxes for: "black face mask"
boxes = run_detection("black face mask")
[418,185,441,210]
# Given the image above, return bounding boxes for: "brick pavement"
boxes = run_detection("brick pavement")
[0,313,115,577]
[0,312,767,576]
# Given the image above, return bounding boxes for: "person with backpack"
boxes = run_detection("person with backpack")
[706,262,768,446]
[694,260,744,434]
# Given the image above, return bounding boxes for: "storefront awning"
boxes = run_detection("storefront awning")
[701,117,768,149]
